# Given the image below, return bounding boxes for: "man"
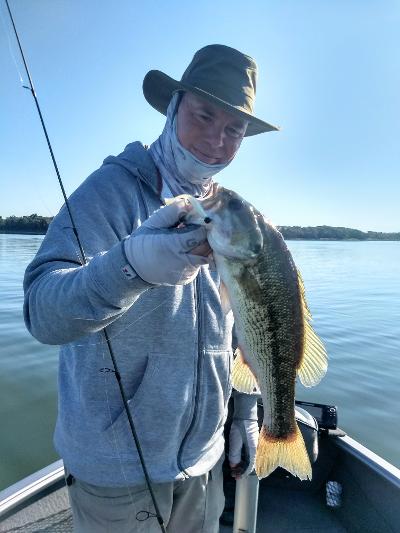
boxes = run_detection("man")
[24,44,278,532]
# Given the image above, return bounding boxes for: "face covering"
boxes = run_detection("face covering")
[149,92,231,198]
[170,113,228,184]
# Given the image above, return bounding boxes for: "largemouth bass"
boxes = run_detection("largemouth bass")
[182,185,328,480]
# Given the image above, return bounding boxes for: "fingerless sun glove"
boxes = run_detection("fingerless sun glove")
[124,200,209,286]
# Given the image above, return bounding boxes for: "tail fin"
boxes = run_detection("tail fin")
[256,423,312,481]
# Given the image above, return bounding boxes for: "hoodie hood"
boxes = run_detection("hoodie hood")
[103,141,162,197]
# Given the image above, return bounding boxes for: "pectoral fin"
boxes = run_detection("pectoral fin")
[232,348,260,394]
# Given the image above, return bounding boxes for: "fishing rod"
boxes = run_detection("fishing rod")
[4,2,166,531]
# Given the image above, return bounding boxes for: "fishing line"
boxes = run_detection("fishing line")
[72,298,171,348]
[4,0,85,262]
[71,275,196,349]
[4,2,166,530]
[100,342,136,507]
[0,3,24,85]
[71,261,212,348]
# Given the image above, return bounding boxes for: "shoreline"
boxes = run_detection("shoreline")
[1,230,399,242]
[0,230,47,235]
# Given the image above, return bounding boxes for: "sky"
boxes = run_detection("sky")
[0,0,399,232]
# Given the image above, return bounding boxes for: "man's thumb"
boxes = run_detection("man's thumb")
[143,199,189,230]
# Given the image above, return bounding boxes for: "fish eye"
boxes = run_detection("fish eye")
[228,198,243,211]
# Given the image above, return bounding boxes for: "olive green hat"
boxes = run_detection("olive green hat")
[143,44,279,137]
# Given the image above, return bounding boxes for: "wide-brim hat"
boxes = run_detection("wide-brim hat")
[143,44,279,137]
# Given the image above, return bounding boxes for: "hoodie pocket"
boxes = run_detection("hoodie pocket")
[182,349,232,459]
[201,349,232,430]
[103,353,195,462]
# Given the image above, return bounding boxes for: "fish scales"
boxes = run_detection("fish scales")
[178,185,328,480]
[221,225,302,439]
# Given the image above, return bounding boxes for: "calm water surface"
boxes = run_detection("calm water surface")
[1,234,399,490]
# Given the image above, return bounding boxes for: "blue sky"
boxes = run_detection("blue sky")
[1,0,399,231]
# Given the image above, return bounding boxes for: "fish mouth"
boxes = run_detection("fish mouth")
[181,196,209,224]
[182,195,261,260]
[208,233,259,260]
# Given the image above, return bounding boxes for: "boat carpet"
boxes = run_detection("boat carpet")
[0,483,347,532]
[254,485,347,532]
[220,483,348,533]
[0,485,72,533]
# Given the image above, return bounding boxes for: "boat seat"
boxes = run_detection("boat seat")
[295,406,319,464]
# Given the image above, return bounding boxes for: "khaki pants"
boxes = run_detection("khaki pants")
[66,457,225,533]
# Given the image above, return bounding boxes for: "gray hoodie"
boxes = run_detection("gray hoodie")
[23,142,257,487]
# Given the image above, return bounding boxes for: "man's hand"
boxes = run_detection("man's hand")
[124,199,210,286]
[229,419,260,479]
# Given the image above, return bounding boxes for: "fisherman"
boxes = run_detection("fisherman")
[24,44,278,532]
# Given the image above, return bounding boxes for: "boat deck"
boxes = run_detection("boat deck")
[257,485,347,532]
[0,481,347,532]
[1,432,399,532]
[0,484,71,532]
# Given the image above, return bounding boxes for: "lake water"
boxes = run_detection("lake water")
[1,233,399,491]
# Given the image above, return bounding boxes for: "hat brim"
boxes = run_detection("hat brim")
[143,70,280,137]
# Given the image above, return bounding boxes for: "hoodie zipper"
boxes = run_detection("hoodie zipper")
[136,170,203,478]
[177,273,204,475]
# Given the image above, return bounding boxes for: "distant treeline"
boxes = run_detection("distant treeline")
[278,225,400,241]
[1,215,399,241]
[0,214,53,234]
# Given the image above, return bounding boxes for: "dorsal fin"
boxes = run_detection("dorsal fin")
[296,269,328,387]
[297,269,312,321]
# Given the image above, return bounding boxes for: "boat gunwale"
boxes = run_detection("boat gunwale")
[335,434,400,487]
[0,459,65,518]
